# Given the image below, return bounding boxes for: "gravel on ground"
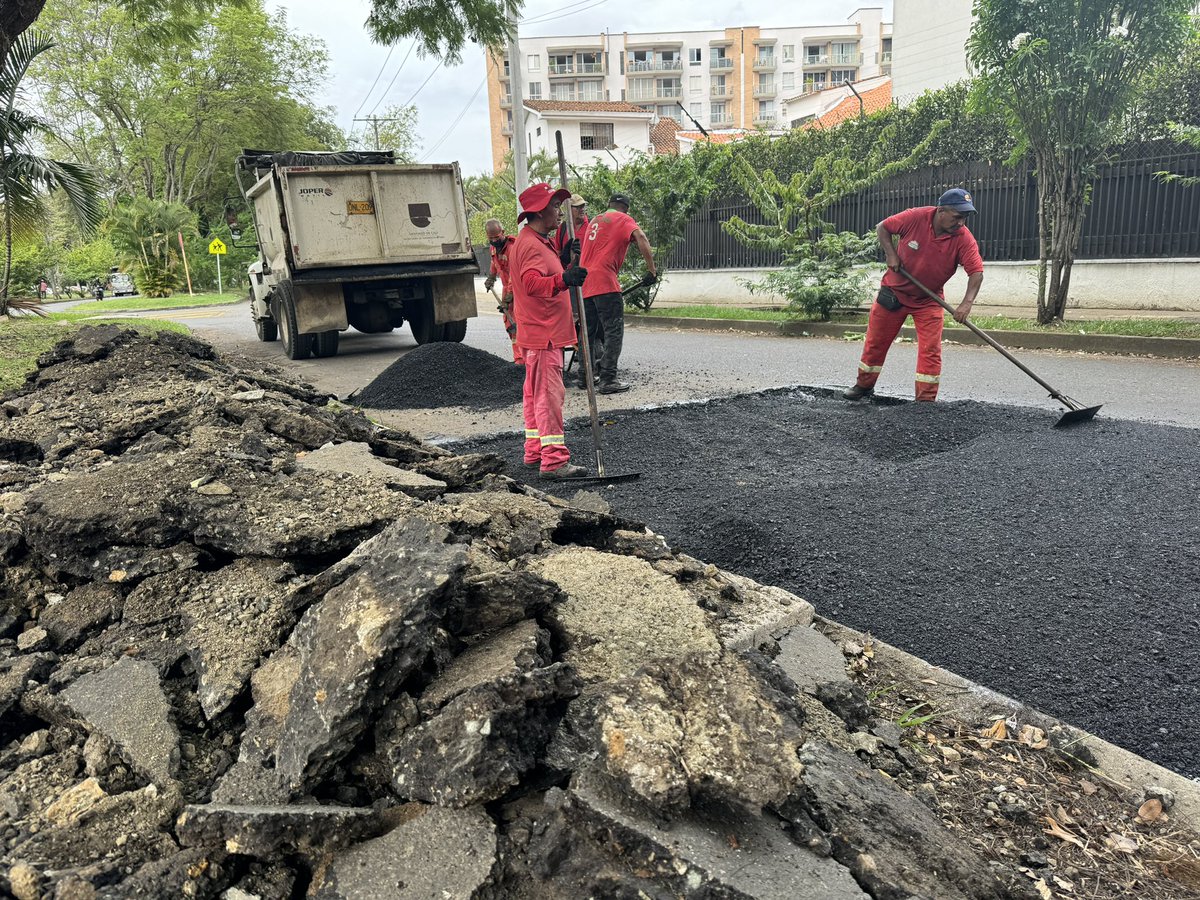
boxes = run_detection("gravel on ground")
[462,388,1200,777]
[350,342,525,411]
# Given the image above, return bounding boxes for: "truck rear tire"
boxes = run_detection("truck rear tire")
[277,281,313,360]
[408,300,443,345]
[255,317,278,342]
[313,330,339,358]
[441,319,468,342]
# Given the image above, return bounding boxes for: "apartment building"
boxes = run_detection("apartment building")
[484,7,892,171]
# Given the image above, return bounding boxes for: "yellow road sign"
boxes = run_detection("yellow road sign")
[208,237,227,255]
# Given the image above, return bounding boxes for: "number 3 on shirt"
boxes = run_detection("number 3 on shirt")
[587,221,599,242]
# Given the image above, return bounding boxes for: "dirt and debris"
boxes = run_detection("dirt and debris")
[463,386,1200,778]
[0,327,1195,899]
[350,342,526,411]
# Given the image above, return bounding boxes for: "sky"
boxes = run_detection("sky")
[269,0,893,176]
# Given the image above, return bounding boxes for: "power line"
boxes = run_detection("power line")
[400,58,444,107]
[352,44,396,120]
[421,78,487,162]
[521,0,609,26]
[366,40,417,118]
[521,0,606,24]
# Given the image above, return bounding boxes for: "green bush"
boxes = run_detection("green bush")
[742,231,877,320]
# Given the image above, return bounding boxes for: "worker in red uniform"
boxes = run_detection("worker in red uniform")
[510,182,590,479]
[578,192,656,393]
[554,194,589,262]
[844,188,984,402]
[483,219,522,365]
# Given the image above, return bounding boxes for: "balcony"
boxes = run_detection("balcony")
[832,52,863,66]
[803,54,830,67]
[578,61,605,74]
[710,57,733,70]
[800,82,828,95]
[628,85,682,101]
[753,115,777,127]
[753,55,777,70]
[881,63,892,76]
[548,63,575,76]
[709,83,732,99]
[628,59,683,73]
[710,113,732,125]
[880,50,892,63]
[499,65,510,80]
[501,123,513,135]
[752,84,777,99]
[500,93,512,108]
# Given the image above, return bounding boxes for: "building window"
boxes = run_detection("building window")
[657,104,680,123]
[528,54,540,71]
[578,80,604,101]
[549,53,573,75]
[804,45,824,64]
[711,74,727,95]
[689,75,701,92]
[689,101,702,117]
[689,47,702,65]
[710,101,728,124]
[579,51,603,74]
[782,72,794,90]
[782,44,795,62]
[550,82,576,101]
[527,81,542,99]
[831,69,856,85]
[803,72,826,92]
[536,126,542,136]
[580,122,614,150]
[832,42,859,66]
[758,100,774,117]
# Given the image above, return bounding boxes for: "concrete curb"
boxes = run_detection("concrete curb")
[627,314,1200,360]
[815,615,1200,832]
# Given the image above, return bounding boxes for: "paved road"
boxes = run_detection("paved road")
[133,297,1200,436]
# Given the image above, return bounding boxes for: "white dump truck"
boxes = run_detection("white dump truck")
[235,149,478,359]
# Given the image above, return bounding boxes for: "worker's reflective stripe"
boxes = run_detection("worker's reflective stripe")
[540,434,565,446]
[525,429,540,439]
[915,373,941,383]
[858,362,884,373]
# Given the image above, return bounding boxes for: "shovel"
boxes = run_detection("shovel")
[550,130,640,485]
[899,267,1102,428]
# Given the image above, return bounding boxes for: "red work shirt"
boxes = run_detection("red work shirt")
[553,216,589,258]
[488,235,516,298]
[580,209,638,299]
[880,206,984,307]
[510,225,575,350]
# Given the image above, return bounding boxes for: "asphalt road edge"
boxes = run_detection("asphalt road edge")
[626,314,1200,360]
[816,615,1200,830]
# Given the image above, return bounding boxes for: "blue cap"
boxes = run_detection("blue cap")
[937,188,976,213]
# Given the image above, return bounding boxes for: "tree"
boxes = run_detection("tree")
[967,0,1194,324]
[723,118,947,320]
[572,146,727,310]
[0,32,100,314]
[366,0,520,63]
[107,196,195,296]
[349,104,421,160]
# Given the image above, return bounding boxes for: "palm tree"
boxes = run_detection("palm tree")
[0,32,100,315]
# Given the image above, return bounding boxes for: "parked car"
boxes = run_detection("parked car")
[107,272,137,297]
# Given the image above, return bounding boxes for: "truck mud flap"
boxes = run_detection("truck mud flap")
[432,273,477,325]
[294,283,348,334]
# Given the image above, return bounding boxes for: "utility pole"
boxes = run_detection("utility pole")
[507,11,529,198]
[352,116,408,151]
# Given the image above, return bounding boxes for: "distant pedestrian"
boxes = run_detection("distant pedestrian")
[37,278,48,300]
[578,192,657,394]
[483,219,522,365]
[844,188,984,402]
[509,182,590,480]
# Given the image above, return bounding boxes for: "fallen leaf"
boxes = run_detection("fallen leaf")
[920,678,939,685]
[1055,804,1076,826]
[1136,798,1163,825]
[1079,779,1098,795]
[979,719,1008,748]
[1018,724,1050,749]
[1053,874,1076,892]
[940,745,962,764]
[1043,815,1085,849]
[108,569,127,583]
[1013,776,1029,788]
[1032,877,1053,900]
[1105,833,1138,854]
[726,833,740,850]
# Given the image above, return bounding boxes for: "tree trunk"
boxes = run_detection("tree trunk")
[1,202,13,316]
[0,0,47,75]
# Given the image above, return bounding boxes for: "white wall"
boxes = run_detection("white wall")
[525,114,652,169]
[652,260,1200,313]
[890,0,973,102]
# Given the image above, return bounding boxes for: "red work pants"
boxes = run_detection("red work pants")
[502,296,524,365]
[855,301,944,400]
[522,347,570,472]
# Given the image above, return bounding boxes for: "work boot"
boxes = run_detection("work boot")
[541,462,588,480]
[597,379,631,394]
[843,384,874,401]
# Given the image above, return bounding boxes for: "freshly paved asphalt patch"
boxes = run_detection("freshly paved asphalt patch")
[350,342,526,410]
[463,389,1200,777]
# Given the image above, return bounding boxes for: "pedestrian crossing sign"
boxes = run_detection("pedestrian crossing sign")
[208,238,227,255]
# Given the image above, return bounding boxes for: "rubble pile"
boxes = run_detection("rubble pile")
[351,343,526,411]
[0,327,1028,899]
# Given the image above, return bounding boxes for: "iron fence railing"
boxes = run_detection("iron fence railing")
[666,149,1200,270]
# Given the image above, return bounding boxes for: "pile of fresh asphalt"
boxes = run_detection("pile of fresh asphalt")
[351,342,525,411]
[2,328,1073,899]
[464,387,1200,779]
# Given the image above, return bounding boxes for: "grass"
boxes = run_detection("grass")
[636,304,1200,338]
[0,314,188,394]
[61,291,242,315]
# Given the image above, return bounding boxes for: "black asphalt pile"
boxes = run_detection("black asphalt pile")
[0,327,1056,899]
[351,342,524,411]
[464,387,1200,778]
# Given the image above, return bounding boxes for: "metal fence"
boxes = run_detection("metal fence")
[666,148,1200,270]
